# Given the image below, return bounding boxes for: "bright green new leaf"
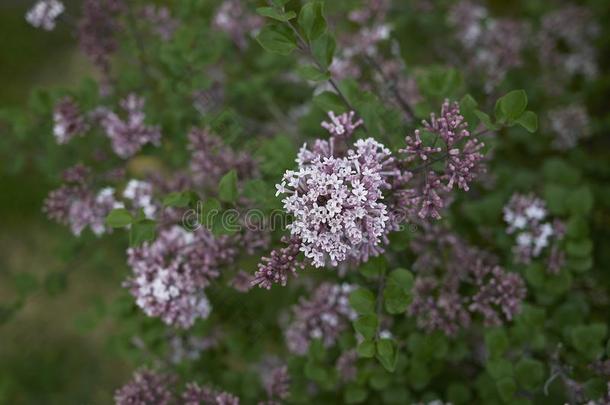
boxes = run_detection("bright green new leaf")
[357,340,375,358]
[499,90,528,120]
[218,169,238,203]
[256,7,296,22]
[129,219,156,246]
[376,338,397,372]
[256,24,297,55]
[311,32,336,69]
[516,110,538,132]
[296,65,330,81]
[105,208,133,228]
[383,268,413,314]
[349,288,376,315]
[353,314,378,340]
[298,1,326,41]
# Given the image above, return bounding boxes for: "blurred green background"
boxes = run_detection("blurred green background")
[0,2,130,403]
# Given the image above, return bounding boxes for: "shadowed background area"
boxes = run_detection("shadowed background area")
[0,1,130,403]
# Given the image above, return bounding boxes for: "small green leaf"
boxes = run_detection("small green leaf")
[572,323,607,360]
[499,90,528,121]
[218,169,238,203]
[354,314,378,340]
[311,32,336,69]
[296,65,330,81]
[298,1,326,41]
[163,191,197,208]
[105,208,133,228]
[129,219,156,246]
[566,186,594,216]
[496,377,517,402]
[383,268,413,314]
[485,328,509,358]
[516,110,538,132]
[515,358,545,391]
[256,24,297,55]
[487,358,513,380]
[349,288,376,315]
[256,7,296,21]
[376,338,398,372]
[357,340,375,358]
[344,385,368,403]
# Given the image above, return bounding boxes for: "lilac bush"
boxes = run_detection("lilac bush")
[3,0,608,404]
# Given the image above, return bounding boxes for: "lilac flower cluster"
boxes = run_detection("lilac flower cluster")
[408,225,526,335]
[26,0,64,31]
[115,369,243,405]
[123,179,157,219]
[188,128,257,190]
[101,94,162,159]
[125,226,237,328]
[183,383,240,405]
[253,237,304,290]
[78,0,124,79]
[449,1,526,92]
[398,100,486,219]
[114,368,175,405]
[213,0,262,50]
[53,97,89,145]
[260,366,290,404]
[43,165,123,236]
[285,283,356,355]
[548,105,591,151]
[276,136,396,268]
[503,193,565,273]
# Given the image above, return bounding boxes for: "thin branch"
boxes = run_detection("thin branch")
[365,55,415,121]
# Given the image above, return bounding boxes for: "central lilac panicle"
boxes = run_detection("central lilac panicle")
[126,226,236,328]
[276,137,395,268]
[114,369,175,405]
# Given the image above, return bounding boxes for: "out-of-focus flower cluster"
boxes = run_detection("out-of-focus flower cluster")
[43,164,123,237]
[503,193,565,273]
[114,368,175,405]
[408,224,526,335]
[213,0,262,50]
[125,226,236,328]
[548,104,591,151]
[448,0,526,92]
[101,94,162,159]
[538,5,599,83]
[285,283,357,355]
[26,0,64,31]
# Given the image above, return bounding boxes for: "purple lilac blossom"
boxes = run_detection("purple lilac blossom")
[252,237,304,290]
[188,127,257,190]
[101,94,161,158]
[503,193,565,273]
[43,166,123,236]
[285,283,357,354]
[408,224,526,335]
[125,226,237,328]
[114,368,175,405]
[182,383,240,405]
[276,137,396,268]
[78,0,124,79]
[123,179,157,219]
[261,365,290,403]
[53,97,89,144]
[397,100,485,219]
[26,0,64,31]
